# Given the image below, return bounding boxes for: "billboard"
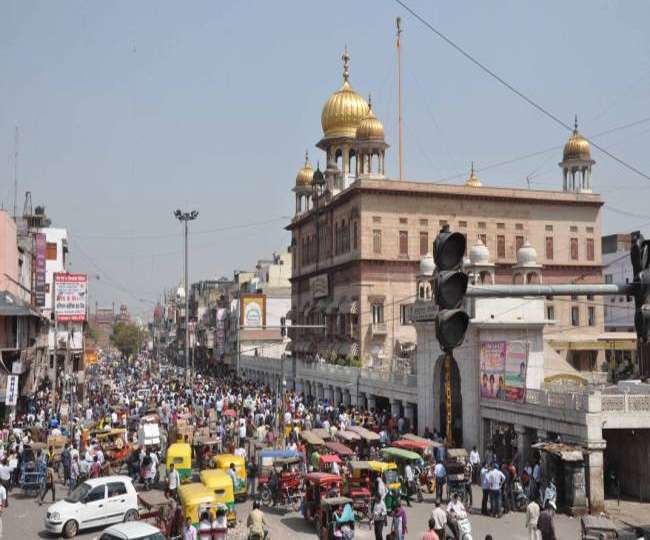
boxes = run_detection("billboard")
[480,340,528,402]
[240,294,266,328]
[215,308,226,357]
[54,273,88,322]
[479,341,506,399]
[504,341,528,402]
[5,375,19,406]
[34,233,46,306]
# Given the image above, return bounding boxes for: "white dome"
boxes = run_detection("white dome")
[419,253,435,276]
[469,238,490,265]
[517,240,538,266]
[176,284,186,299]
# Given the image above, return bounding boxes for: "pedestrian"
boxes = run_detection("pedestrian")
[487,463,505,518]
[391,500,408,540]
[525,498,541,540]
[199,511,212,540]
[422,517,440,540]
[184,515,198,540]
[246,458,257,497]
[167,462,181,499]
[39,463,56,505]
[62,443,71,486]
[431,500,447,540]
[371,494,387,540]
[469,446,481,484]
[537,501,556,540]
[70,455,80,490]
[480,463,490,516]
[404,462,414,507]
[434,460,446,501]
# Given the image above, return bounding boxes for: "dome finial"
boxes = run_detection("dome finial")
[367,93,372,110]
[342,45,350,83]
[574,113,578,133]
[465,161,481,187]
[304,149,309,165]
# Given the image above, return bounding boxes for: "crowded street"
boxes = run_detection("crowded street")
[0,352,592,540]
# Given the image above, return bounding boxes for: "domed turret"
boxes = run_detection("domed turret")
[516,240,538,266]
[321,47,369,140]
[176,284,185,299]
[469,238,490,265]
[559,115,595,193]
[465,162,482,188]
[295,151,313,187]
[419,252,435,276]
[356,96,385,141]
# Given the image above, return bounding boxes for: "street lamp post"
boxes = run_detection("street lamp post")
[174,209,198,384]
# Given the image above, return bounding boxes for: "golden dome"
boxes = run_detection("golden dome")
[295,151,313,186]
[321,47,369,139]
[356,95,385,141]
[465,162,482,187]
[563,116,591,161]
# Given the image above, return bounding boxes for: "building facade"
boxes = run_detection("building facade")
[287,49,604,372]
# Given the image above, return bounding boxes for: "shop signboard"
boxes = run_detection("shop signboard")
[54,273,87,322]
[35,233,46,306]
[240,294,266,328]
[5,375,18,406]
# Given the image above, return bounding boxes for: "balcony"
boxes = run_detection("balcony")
[371,322,388,336]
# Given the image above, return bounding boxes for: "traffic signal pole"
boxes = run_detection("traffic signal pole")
[466,283,633,298]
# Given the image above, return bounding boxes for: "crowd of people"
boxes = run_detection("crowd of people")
[0,351,631,540]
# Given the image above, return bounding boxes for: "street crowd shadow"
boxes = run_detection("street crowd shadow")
[279,516,314,533]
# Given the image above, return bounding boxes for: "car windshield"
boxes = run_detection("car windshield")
[65,482,91,503]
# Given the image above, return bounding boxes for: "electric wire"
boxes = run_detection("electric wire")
[394,0,650,182]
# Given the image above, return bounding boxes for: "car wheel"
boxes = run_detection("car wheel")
[63,519,79,538]
[124,509,139,522]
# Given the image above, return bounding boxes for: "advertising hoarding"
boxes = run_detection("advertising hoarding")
[480,340,528,402]
[5,375,19,406]
[54,273,87,322]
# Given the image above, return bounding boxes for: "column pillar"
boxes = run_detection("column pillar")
[390,399,402,418]
[514,424,528,473]
[586,444,606,513]
[334,387,342,406]
[327,385,335,403]
[404,402,415,424]
[343,389,351,408]
[367,394,376,411]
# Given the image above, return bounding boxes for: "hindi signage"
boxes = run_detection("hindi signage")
[54,273,88,322]
[5,375,18,406]
[34,233,46,306]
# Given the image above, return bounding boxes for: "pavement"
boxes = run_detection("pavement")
[3,482,589,540]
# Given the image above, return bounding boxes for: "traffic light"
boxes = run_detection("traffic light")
[631,231,650,341]
[433,225,469,352]
[280,317,287,337]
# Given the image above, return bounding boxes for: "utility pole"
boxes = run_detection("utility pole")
[174,209,198,384]
[396,17,404,181]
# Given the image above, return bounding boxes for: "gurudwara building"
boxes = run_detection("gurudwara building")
[286,48,604,375]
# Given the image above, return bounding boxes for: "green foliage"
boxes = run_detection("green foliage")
[110,321,145,357]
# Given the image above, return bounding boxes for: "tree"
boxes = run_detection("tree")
[110,321,145,358]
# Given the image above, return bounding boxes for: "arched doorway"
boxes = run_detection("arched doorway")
[438,355,463,446]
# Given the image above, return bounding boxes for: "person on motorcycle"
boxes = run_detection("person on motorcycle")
[199,511,212,540]
[247,500,268,540]
[212,506,228,540]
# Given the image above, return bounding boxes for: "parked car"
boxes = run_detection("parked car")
[44,475,139,538]
[99,522,165,540]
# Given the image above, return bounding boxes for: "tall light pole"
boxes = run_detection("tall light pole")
[174,209,198,384]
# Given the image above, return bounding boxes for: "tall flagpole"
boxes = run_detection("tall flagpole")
[396,17,404,181]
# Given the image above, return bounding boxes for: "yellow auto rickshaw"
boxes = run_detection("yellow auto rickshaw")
[166,442,192,482]
[200,469,237,526]
[212,453,247,501]
[368,460,401,512]
[178,483,220,527]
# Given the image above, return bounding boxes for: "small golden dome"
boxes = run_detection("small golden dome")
[356,95,385,141]
[465,162,482,187]
[295,151,313,187]
[321,47,369,139]
[563,116,591,161]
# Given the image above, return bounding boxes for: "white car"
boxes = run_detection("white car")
[98,522,165,540]
[45,475,139,538]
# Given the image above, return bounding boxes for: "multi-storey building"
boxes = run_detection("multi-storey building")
[287,49,603,372]
[602,233,634,332]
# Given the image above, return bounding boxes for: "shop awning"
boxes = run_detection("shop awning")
[532,442,584,462]
[0,290,41,318]
[543,347,588,385]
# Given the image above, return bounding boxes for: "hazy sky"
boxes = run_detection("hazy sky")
[2,1,650,319]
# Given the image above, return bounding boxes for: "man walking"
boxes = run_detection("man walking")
[525,498,541,540]
[469,446,481,484]
[431,500,447,540]
[487,463,505,518]
[372,494,387,540]
[537,501,556,540]
[167,462,180,499]
[39,463,56,505]
[434,460,446,502]
[480,463,490,516]
[246,458,257,497]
